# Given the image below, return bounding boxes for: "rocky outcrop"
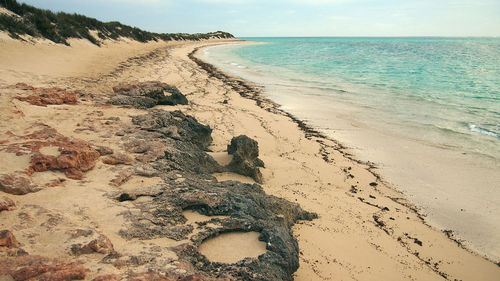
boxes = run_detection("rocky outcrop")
[15,83,78,106]
[132,110,212,149]
[109,81,188,109]
[226,135,265,183]
[111,109,316,281]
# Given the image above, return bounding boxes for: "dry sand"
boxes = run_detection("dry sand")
[0,32,499,280]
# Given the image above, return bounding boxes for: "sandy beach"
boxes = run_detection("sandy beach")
[1,33,499,281]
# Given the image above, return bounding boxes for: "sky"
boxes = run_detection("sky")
[18,0,500,37]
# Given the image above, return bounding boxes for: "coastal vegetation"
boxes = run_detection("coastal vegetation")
[0,0,234,45]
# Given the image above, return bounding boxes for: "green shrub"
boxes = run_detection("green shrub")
[0,0,234,45]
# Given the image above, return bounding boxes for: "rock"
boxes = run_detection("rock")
[0,255,86,281]
[124,139,150,154]
[128,272,174,281]
[110,170,133,187]
[9,261,86,281]
[29,140,100,180]
[102,153,134,165]
[109,109,315,280]
[95,146,114,156]
[112,83,137,93]
[0,174,40,195]
[165,126,181,140]
[109,81,188,109]
[0,230,19,248]
[226,135,265,183]
[124,140,164,163]
[132,110,212,149]
[87,235,115,255]
[72,234,115,255]
[92,274,122,281]
[0,197,15,212]
[179,275,230,281]
[16,85,78,107]
[134,164,158,177]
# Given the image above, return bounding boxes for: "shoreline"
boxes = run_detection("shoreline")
[197,41,500,263]
[0,37,499,280]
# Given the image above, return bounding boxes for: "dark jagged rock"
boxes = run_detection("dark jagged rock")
[226,135,265,183]
[109,81,188,109]
[110,109,317,281]
[132,110,212,149]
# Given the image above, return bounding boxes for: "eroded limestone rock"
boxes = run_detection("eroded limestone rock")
[109,81,188,109]
[226,135,265,183]
[111,109,316,281]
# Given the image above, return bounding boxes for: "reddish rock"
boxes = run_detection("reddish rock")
[92,274,122,281]
[29,140,100,180]
[11,82,36,91]
[112,83,137,93]
[110,170,132,187]
[180,275,230,281]
[16,86,78,107]
[102,153,133,165]
[87,235,114,255]
[4,126,100,180]
[9,262,86,281]
[0,230,19,248]
[0,174,40,195]
[0,196,16,211]
[72,234,114,255]
[128,272,173,281]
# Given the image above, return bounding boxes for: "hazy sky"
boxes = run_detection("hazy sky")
[18,0,500,37]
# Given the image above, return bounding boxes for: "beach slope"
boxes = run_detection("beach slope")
[0,35,499,280]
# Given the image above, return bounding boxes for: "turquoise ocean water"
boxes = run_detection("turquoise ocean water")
[230,38,500,159]
[202,37,500,260]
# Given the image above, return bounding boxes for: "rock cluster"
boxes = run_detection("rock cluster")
[1,126,101,181]
[29,140,100,180]
[14,83,78,106]
[0,255,87,281]
[113,109,317,280]
[109,81,188,108]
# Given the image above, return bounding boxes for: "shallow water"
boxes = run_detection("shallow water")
[198,231,267,263]
[202,37,500,261]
